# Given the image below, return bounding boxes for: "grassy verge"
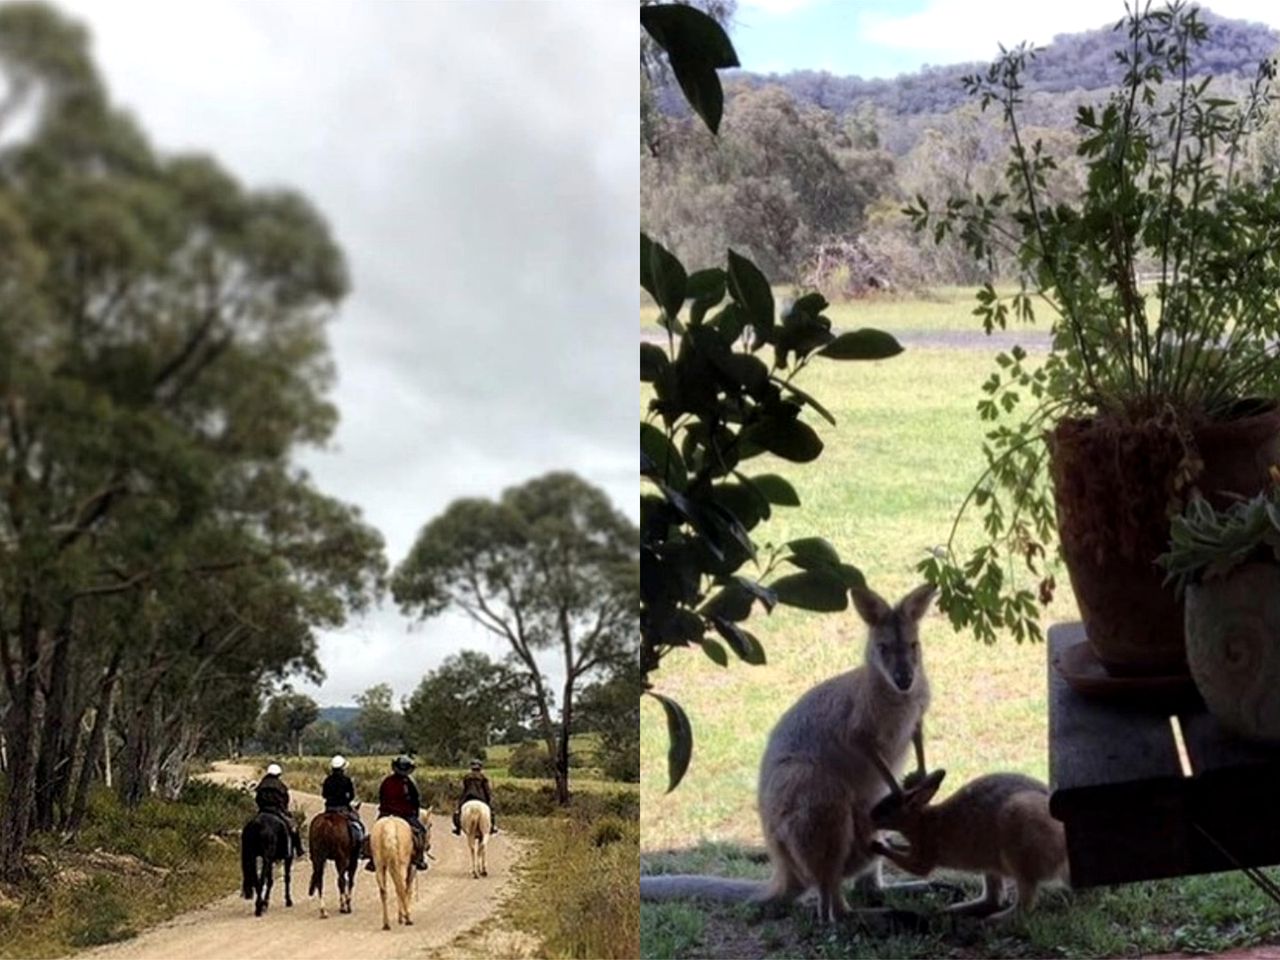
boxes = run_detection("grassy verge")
[640,335,1280,957]
[505,812,639,960]
[0,780,253,959]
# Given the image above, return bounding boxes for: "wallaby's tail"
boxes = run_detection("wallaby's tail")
[240,840,256,900]
[640,875,770,903]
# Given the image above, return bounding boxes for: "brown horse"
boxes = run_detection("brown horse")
[308,808,361,918]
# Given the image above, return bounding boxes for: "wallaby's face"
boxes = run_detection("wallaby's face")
[851,583,936,693]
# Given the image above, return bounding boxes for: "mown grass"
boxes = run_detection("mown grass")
[0,780,254,959]
[639,320,1280,957]
[641,286,1005,333]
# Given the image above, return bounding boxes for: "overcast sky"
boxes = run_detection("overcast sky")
[57,0,637,706]
[733,0,1280,77]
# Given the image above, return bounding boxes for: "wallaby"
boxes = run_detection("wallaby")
[867,763,1070,918]
[641,583,936,923]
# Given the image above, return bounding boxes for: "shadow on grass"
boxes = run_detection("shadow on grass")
[641,842,1280,959]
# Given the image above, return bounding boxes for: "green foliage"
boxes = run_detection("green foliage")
[905,2,1280,644]
[402,651,532,764]
[1159,482,1280,593]
[508,741,557,780]
[575,662,642,783]
[256,692,320,756]
[641,235,902,789]
[353,682,404,755]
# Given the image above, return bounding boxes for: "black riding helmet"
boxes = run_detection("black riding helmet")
[392,755,415,774]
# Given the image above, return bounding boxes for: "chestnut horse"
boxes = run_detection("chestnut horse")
[308,808,361,918]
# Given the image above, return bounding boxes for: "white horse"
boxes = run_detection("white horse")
[460,800,491,878]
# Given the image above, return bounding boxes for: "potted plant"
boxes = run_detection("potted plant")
[911,2,1280,678]
[1158,483,1280,742]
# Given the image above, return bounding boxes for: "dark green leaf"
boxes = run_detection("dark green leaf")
[687,268,727,324]
[775,378,836,426]
[770,570,849,612]
[699,583,754,622]
[640,4,739,135]
[641,422,687,490]
[819,329,904,361]
[711,617,767,665]
[642,233,687,320]
[746,473,800,507]
[699,638,729,667]
[727,249,775,341]
[785,537,841,569]
[743,416,823,463]
[648,691,693,791]
[641,343,668,383]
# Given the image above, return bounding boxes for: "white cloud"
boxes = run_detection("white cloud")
[58,0,637,705]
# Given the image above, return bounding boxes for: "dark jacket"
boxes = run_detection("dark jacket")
[322,770,355,809]
[255,774,290,814]
[377,773,421,819]
[460,772,492,807]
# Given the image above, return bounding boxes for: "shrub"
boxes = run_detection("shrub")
[507,741,556,780]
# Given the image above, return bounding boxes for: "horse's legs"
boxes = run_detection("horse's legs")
[254,857,266,917]
[480,835,488,877]
[316,857,327,919]
[378,865,391,931]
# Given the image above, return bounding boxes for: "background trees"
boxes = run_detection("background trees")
[401,651,533,765]
[0,3,384,877]
[392,472,638,804]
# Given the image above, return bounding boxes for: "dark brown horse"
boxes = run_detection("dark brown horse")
[308,808,361,918]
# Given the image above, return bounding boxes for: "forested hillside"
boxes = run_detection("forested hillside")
[642,6,1280,288]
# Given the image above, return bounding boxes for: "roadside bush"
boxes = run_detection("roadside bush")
[508,741,556,779]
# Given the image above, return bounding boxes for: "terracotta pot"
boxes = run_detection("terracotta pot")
[1185,563,1280,743]
[1050,402,1280,677]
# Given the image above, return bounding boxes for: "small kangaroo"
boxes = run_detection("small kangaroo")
[641,583,936,923]
[867,764,1070,917]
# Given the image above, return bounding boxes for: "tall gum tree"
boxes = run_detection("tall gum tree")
[0,4,385,876]
[391,472,638,805]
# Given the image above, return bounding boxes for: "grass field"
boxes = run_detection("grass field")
[639,290,1280,958]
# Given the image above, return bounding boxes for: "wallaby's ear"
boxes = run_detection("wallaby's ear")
[897,583,937,623]
[850,586,892,626]
[909,769,946,807]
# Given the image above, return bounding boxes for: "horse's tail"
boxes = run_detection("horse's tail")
[240,827,257,900]
[388,829,410,905]
[309,856,322,897]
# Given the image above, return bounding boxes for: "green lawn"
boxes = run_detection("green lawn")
[639,309,1280,958]
[641,286,1016,333]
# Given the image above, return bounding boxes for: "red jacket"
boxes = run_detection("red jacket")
[378,773,421,819]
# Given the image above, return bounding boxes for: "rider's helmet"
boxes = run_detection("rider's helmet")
[266,762,283,777]
[469,758,482,771]
[330,755,347,770]
[392,755,415,774]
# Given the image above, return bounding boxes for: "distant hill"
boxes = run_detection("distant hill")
[318,705,359,730]
[657,7,1279,132]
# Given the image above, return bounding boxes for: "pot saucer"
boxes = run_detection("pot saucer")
[1053,638,1200,708]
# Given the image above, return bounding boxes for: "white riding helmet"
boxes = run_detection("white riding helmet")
[331,755,347,770]
[266,763,283,776]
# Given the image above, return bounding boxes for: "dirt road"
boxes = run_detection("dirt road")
[80,762,524,960]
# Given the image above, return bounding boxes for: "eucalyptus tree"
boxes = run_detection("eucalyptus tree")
[392,473,637,804]
[0,3,383,875]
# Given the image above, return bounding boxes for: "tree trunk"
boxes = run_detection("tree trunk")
[34,612,75,831]
[0,596,44,881]
[556,676,574,806]
[66,650,123,833]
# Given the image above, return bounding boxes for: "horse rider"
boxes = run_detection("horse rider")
[255,762,303,857]
[321,754,366,850]
[452,758,498,835]
[366,755,430,873]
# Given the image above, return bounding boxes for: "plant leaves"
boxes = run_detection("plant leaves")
[786,537,842,568]
[648,691,693,792]
[819,329,905,361]
[641,233,687,320]
[727,248,775,342]
[640,4,739,135]
[640,422,686,490]
[641,343,668,383]
[711,616,767,665]
[699,638,729,667]
[770,569,849,612]
[744,416,823,463]
[747,473,801,507]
